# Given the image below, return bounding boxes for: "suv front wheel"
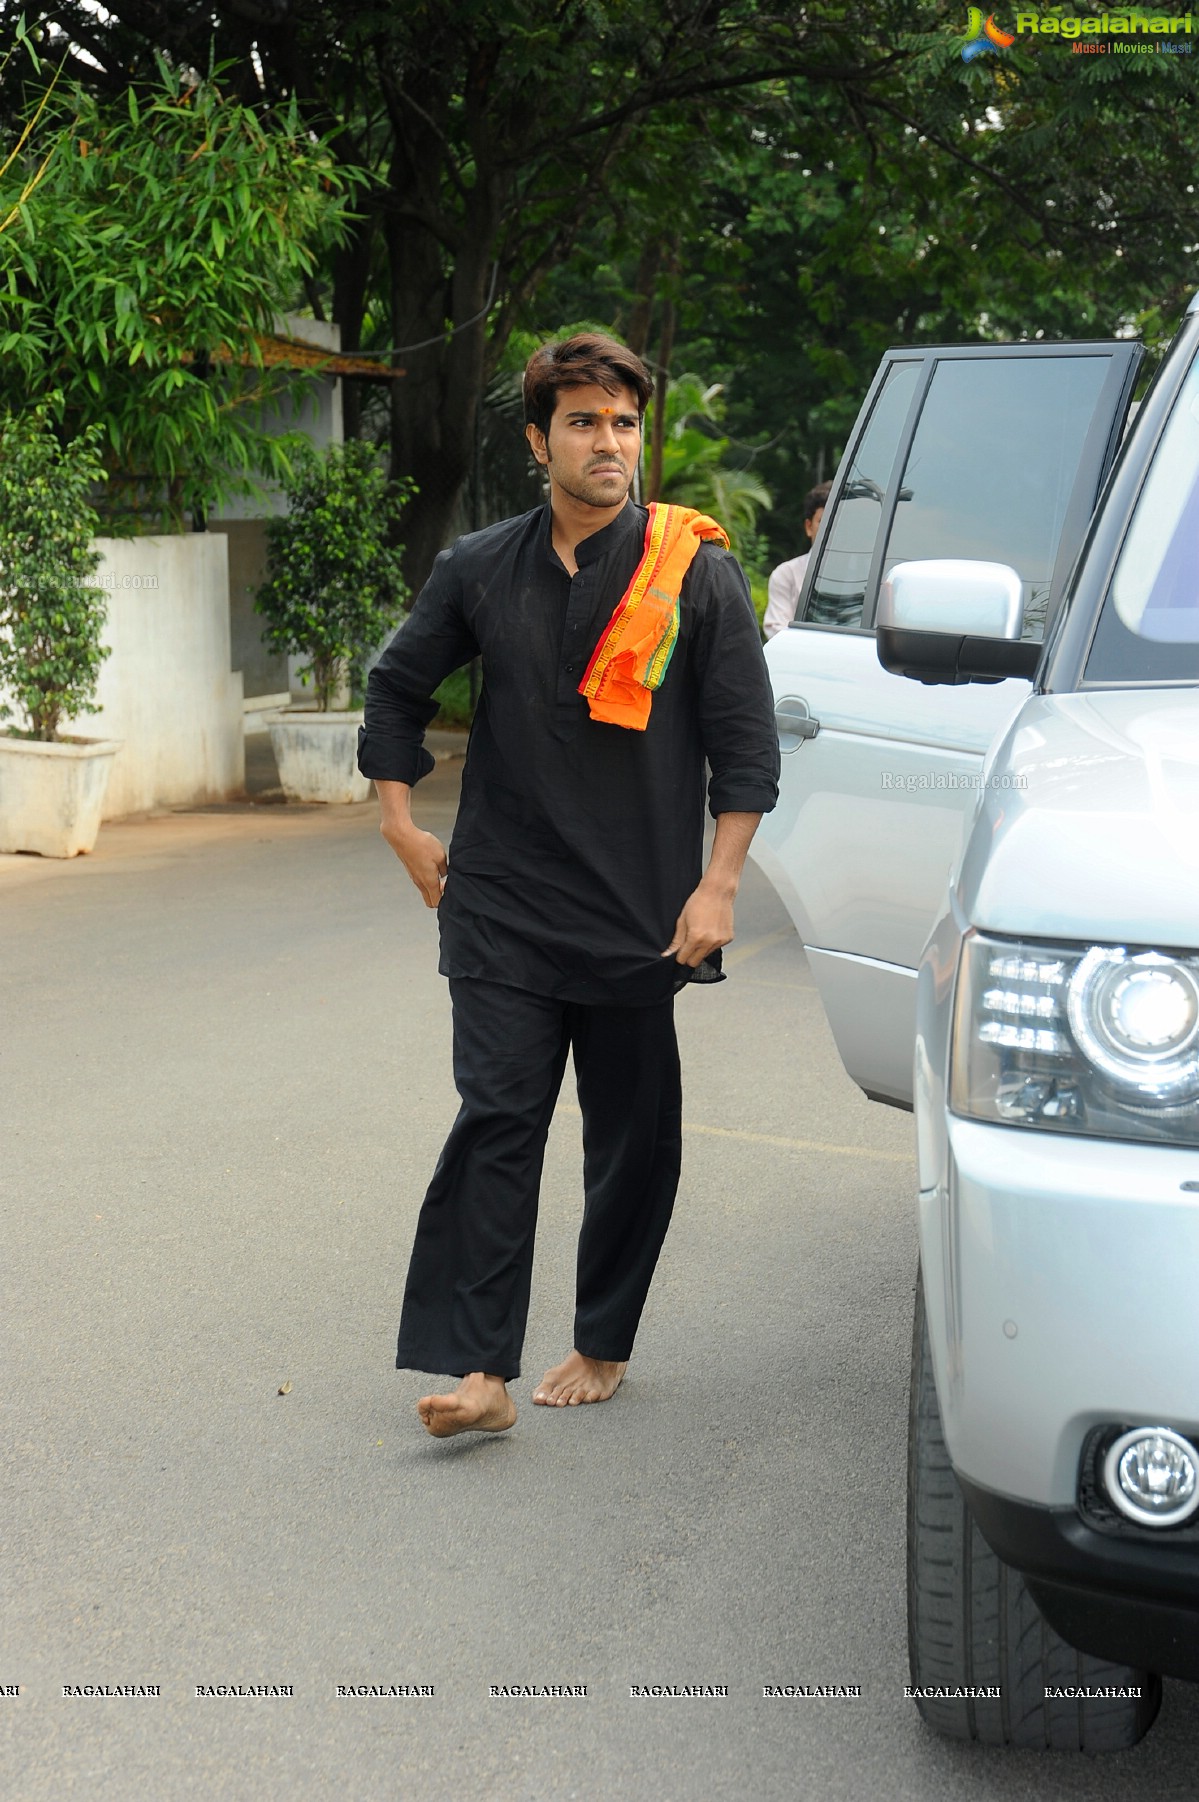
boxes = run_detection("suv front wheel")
[906,1268,1162,1751]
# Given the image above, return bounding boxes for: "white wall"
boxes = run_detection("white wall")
[210,315,346,702]
[212,315,344,526]
[64,534,244,818]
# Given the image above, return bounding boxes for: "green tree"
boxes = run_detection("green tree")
[647,373,772,558]
[0,14,66,236]
[0,404,108,742]
[523,10,1199,562]
[0,56,362,528]
[255,441,412,712]
[14,1,856,577]
[19,0,1199,576]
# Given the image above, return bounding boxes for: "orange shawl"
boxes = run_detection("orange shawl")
[577,503,729,731]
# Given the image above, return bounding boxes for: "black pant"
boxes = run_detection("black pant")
[396,978,683,1380]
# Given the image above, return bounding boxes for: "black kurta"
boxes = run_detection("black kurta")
[358,500,780,1007]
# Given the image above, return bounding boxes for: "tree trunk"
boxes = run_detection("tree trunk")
[384,136,499,595]
[625,242,662,359]
[331,211,377,444]
[646,290,676,505]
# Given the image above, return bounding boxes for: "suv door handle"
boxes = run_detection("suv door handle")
[775,697,820,746]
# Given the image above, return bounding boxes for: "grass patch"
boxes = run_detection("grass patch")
[748,573,768,633]
[432,663,478,727]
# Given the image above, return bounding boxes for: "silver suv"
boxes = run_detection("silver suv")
[751,299,1199,1752]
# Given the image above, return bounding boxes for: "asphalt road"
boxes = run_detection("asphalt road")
[4,754,1198,1801]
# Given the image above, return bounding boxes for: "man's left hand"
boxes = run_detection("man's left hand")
[662,880,735,968]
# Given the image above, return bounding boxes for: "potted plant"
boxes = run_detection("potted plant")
[256,440,411,803]
[0,406,122,857]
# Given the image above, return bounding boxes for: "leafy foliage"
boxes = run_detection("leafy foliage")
[647,374,772,562]
[0,55,363,529]
[255,441,413,712]
[0,14,67,236]
[431,665,477,730]
[8,1,1199,573]
[13,2,874,576]
[0,403,108,741]
[518,6,1199,563]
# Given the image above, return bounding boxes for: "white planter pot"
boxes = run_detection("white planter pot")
[0,734,123,857]
[265,709,371,805]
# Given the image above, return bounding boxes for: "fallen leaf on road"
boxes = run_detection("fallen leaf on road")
[278,1381,292,1395]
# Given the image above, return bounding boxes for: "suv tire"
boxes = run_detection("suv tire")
[906,1267,1162,1751]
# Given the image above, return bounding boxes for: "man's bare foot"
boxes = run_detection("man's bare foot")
[533,1351,627,1407]
[416,1371,516,1439]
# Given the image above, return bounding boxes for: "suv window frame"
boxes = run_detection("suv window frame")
[796,352,924,637]
[792,340,1141,645]
[1045,309,1199,695]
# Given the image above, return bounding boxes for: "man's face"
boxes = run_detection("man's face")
[526,383,642,511]
[804,505,825,545]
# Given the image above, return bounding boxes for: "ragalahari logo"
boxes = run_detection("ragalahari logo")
[962,7,1017,57]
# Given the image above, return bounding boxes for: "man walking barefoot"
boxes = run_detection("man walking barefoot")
[359,333,779,1438]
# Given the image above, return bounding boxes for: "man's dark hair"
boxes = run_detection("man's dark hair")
[804,481,832,523]
[523,333,652,441]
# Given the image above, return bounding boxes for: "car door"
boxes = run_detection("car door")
[751,341,1143,1105]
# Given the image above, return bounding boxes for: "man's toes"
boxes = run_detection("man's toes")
[418,1393,462,1435]
[420,1395,474,1438]
[426,1414,466,1438]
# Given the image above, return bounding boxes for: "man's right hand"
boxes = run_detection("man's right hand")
[383,822,448,908]
[375,779,448,908]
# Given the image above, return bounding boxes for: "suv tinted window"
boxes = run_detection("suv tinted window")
[803,359,919,628]
[1085,348,1199,684]
[881,356,1112,642]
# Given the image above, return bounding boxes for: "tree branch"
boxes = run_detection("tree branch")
[375,53,470,209]
[523,50,912,157]
[859,87,1070,253]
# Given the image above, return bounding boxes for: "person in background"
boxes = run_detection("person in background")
[762,481,831,639]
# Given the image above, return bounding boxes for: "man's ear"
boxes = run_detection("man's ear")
[525,421,549,467]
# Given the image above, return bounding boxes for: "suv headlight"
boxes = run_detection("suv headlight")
[950,933,1199,1145]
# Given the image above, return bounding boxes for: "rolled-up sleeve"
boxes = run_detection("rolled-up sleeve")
[357,544,478,785]
[691,549,780,818]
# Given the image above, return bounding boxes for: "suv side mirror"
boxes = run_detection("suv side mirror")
[876,559,1041,686]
